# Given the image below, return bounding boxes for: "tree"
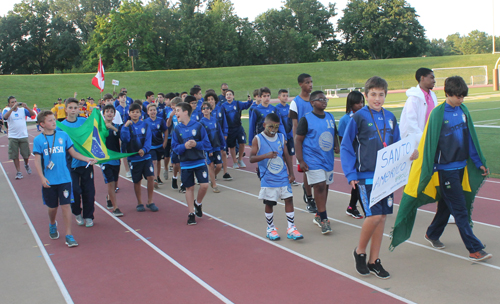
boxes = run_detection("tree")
[337,0,427,60]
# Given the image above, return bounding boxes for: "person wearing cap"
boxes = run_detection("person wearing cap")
[55,98,66,122]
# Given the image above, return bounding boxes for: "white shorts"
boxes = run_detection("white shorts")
[306,169,334,186]
[258,185,293,202]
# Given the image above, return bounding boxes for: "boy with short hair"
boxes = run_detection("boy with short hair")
[103,93,123,125]
[295,91,339,235]
[171,102,212,225]
[250,113,303,241]
[190,87,203,110]
[167,97,183,190]
[33,111,97,247]
[145,103,168,187]
[200,101,224,193]
[341,76,417,279]
[142,91,155,116]
[185,95,202,122]
[120,103,159,212]
[275,89,297,185]
[249,88,261,120]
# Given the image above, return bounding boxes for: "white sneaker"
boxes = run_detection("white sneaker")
[15,172,23,179]
[163,170,168,180]
[232,163,239,169]
[125,171,132,178]
[75,214,84,226]
[25,165,32,174]
[448,215,455,224]
[85,218,94,227]
[168,166,173,172]
[238,160,246,168]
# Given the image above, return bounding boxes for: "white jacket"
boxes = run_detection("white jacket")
[400,85,438,146]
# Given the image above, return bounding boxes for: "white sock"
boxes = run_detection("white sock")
[286,212,295,229]
[265,212,275,230]
[195,199,201,206]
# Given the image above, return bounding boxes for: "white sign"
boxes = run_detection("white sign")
[112,79,120,86]
[369,134,416,208]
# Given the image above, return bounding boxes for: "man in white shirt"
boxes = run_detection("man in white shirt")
[2,96,36,179]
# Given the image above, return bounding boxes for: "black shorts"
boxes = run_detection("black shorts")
[226,126,246,148]
[130,158,154,183]
[181,165,209,188]
[164,138,172,158]
[358,180,394,217]
[101,164,120,184]
[150,147,165,161]
[286,137,295,156]
[171,151,180,164]
[206,151,222,165]
[42,182,73,208]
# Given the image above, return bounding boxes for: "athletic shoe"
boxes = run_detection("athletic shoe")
[115,187,119,193]
[266,229,280,241]
[168,166,173,172]
[125,171,132,178]
[136,204,146,212]
[65,235,78,248]
[320,219,332,234]
[306,198,317,213]
[85,218,94,227]
[238,160,246,168]
[286,227,304,240]
[223,173,233,181]
[112,208,124,217]
[353,248,370,276]
[448,215,456,224]
[469,250,493,262]
[424,234,445,249]
[346,206,363,219]
[302,184,308,204]
[313,214,321,227]
[146,203,159,212]
[171,178,178,190]
[232,163,239,169]
[163,170,169,180]
[15,172,23,179]
[154,179,159,189]
[49,222,59,240]
[157,177,164,185]
[187,213,197,225]
[368,259,390,279]
[75,214,84,226]
[291,181,300,186]
[179,184,186,193]
[25,165,32,174]
[194,200,203,218]
[212,187,220,193]
[106,196,113,209]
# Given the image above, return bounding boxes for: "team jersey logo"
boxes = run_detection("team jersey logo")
[329,173,334,182]
[59,137,63,145]
[141,128,145,134]
[150,166,154,172]
[63,190,69,198]
[102,165,106,170]
[157,124,160,129]
[218,112,222,117]
[387,196,393,207]
[287,184,292,193]
[130,164,133,170]
[319,131,334,152]
[291,147,295,153]
[196,115,199,120]
[192,129,197,136]
[388,119,393,130]
[267,156,284,174]
[217,154,221,160]
[368,123,373,127]
[202,171,207,178]
[242,135,245,140]
[462,113,466,123]
[444,120,449,124]
[233,106,236,110]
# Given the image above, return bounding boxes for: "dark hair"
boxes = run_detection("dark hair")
[8,96,15,103]
[176,102,192,116]
[364,76,388,94]
[346,91,365,113]
[190,87,202,96]
[165,93,176,100]
[298,73,312,84]
[415,68,433,82]
[278,89,288,95]
[205,89,216,94]
[260,87,271,95]
[444,76,468,97]
[253,88,261,97]
[204,92,218,103]
[145,91,154,98]
[265,113,280,123]
[310,90,325,102]
[184,95,197,104]
[118,92,127,98]
[129,103,142,112]
[193,85,201,89]
[221,83,228,88]
[37,110,54,124]
[226,89,235,96]
[201,101,212,110]
[180,91,188,96]
[102,104,116,114]
[103,93,113,100]
[133,99,143,105]
[65,97,79,107]
[157,92,165,97]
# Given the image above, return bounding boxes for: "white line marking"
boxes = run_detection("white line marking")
[94,200,233,304]
[0,163,74,304]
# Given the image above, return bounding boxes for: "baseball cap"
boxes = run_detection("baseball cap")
[57,98,62,101]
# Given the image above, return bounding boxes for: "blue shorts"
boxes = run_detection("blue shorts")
[150,147,165,161]
[358,179,393,217]
[101,164,120,184]
[171,151,180,164]
[206,151,222,165]
[286,137,295,156]
[164,139,172,158]
[130,158,154,183]
[226,126,246,148]
[181,165,209,188]
[42,182,73,208]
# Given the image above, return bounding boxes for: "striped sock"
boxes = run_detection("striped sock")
[286,212,295,229]
[265,212,275,230]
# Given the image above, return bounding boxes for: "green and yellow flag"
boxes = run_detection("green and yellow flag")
[57,108,136,163]
[389,102,487,250]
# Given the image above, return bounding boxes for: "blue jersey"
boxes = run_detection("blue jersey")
[120,120,152,162]
[190,108,202,122]
[337,112,353,138]
[114,96,133,108]
[221,99,253,130]
[275,103,293,139]
[256,133,289,188]
[102,124,121,166]
[171,119,212,169]
[218,94,227,104]
[248,104,286,146]
[292,95,312,122]
[116,105,130,124]
[299,112,337,171]
[60,117,87,168]
[33,131,73,185]
[144,116,167,148]
[213,104,228,137]
[249,102,258,121]
[167,111,179,139]
[200,116,225,152]
[340,106,400,183]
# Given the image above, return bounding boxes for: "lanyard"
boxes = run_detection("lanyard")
[43,130,57,161]
[368,108,387,147]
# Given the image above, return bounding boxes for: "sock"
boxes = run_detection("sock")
[195,199,201,206]
[307,195,313,201]
[265,212,275,230]
[173,176,177,179]
[286,212,295,229]
[319,211,327,221]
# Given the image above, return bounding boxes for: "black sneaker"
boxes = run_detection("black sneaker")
[302,184,308,204]
[223,173,233,181]
[113,208,124,217]
[424,234,445,249]
[306,198,317,213]
[346,206,363,219]
[179,183,186,193]
[157,177,164,185]
[367,259,390,279]
[172,178,178,190]
[106,196,113,210]
[187,213,197,225]
[194,200,203,218]
[353,248,370,276]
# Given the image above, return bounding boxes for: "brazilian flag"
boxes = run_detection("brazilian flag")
[57,108,136,163]
[389,102,487,250]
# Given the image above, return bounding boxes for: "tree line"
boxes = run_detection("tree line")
[0,0,496,74]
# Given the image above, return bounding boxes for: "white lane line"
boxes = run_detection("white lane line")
[94,200,233,304]
[217,182,500,271]
[0,163,74,304]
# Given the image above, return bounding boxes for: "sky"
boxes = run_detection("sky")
[0,0,497,40]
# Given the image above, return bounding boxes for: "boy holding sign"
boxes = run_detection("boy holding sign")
[341,77,417,279]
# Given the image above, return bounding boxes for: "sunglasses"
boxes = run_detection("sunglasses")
[312,98,328,102]
[222,89,228,91]
[201,107,211,110]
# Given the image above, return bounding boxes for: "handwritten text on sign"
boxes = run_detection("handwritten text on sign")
[369,134,415,208]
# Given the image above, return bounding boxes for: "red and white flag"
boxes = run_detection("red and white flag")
[91,57,105,92]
